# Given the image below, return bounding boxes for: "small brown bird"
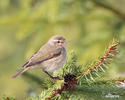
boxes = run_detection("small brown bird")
[12,35,67,81]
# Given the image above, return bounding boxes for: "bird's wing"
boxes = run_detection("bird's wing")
[23,45,61,68]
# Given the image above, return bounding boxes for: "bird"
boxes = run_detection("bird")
[12,35,67,81]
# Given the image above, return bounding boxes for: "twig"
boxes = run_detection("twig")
[77,41,120,77]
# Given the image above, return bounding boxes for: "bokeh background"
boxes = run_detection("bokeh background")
[0,0,125,99]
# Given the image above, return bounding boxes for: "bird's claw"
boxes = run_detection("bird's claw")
[51,76,61,82]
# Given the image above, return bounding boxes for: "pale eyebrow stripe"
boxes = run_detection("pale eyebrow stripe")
[53,40,59,41]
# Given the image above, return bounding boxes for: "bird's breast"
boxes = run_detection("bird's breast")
[41,47,67,72]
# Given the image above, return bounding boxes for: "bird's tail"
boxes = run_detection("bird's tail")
[12,67,29,78]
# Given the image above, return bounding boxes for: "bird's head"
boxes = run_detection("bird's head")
[48,35,66,47]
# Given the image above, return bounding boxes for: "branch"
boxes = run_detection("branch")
[89,0,125,21]
[77,41,120,77]
[46,74,78,100]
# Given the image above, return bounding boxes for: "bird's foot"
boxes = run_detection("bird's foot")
[44,71,61,82]
[51,76,61,82]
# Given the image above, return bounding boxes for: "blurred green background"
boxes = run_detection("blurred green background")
[0,0,125,99]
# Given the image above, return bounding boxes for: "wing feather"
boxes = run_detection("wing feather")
[23,45,61,68]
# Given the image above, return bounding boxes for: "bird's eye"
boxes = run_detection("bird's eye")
[57,40,60,43]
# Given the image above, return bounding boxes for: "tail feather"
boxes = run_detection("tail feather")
[12,68,29,78]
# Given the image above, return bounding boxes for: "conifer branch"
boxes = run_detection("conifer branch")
[77,41,120,77]
[46,74,78,100]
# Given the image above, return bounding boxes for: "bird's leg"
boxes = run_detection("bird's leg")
[44,71,53,79]
[44,71,60,81]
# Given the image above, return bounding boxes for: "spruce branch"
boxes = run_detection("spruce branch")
[45,77,125,100]
[46,74,78,100]
[77,41,120,79]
